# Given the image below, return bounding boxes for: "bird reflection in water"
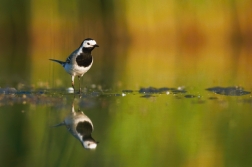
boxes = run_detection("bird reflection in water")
[53,99,98,149]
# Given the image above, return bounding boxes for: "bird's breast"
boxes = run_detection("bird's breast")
[76,53,93,67]
[64,61,93,76]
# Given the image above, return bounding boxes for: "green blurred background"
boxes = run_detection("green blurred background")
[0,0,251,89]
[0,0,252,167]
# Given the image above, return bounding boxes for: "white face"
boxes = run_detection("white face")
[83,39,98,48]
[83,141,97,149]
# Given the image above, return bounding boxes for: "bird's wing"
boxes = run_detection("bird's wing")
[66,49,79,64]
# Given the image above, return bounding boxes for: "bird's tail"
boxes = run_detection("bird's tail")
[49,59,65,66]
[52,122,65,127]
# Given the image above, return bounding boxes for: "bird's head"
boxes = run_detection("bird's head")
[82,38,99,48]
[82,139,99,149]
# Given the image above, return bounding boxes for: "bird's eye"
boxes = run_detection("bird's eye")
[87,42,90,45]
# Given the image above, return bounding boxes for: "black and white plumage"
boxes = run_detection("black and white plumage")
[49,38,99,92]
[53,103,98,149]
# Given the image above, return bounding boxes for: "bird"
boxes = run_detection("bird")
[53,102,98,149]
[49,38,99,93]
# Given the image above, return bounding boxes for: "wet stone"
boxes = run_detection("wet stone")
[206,86,251,96]
[158,87,174,92]
[139,87,187,94]
[139,87,160,94]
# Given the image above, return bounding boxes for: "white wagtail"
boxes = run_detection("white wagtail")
[53,103,98,149]
[49,38,99,93]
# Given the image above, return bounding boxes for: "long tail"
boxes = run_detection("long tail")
[52,122,65,127]
[49,59,65,66]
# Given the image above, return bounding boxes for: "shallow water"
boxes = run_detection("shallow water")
[0,85,252,167]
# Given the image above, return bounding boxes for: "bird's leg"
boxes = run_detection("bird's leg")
[78,76,81,94]
[71,75,75,92]
[71,97,75,113]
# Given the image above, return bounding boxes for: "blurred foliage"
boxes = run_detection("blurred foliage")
[0,0,251,88]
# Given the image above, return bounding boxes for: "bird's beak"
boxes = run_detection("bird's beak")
[94,44,99,47]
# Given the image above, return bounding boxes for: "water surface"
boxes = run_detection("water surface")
[0,84,252,167]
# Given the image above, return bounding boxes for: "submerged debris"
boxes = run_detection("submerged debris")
[208,97,218,100]
[140,94,155,98]
[184,94,196,98]
[206,86,251,96]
